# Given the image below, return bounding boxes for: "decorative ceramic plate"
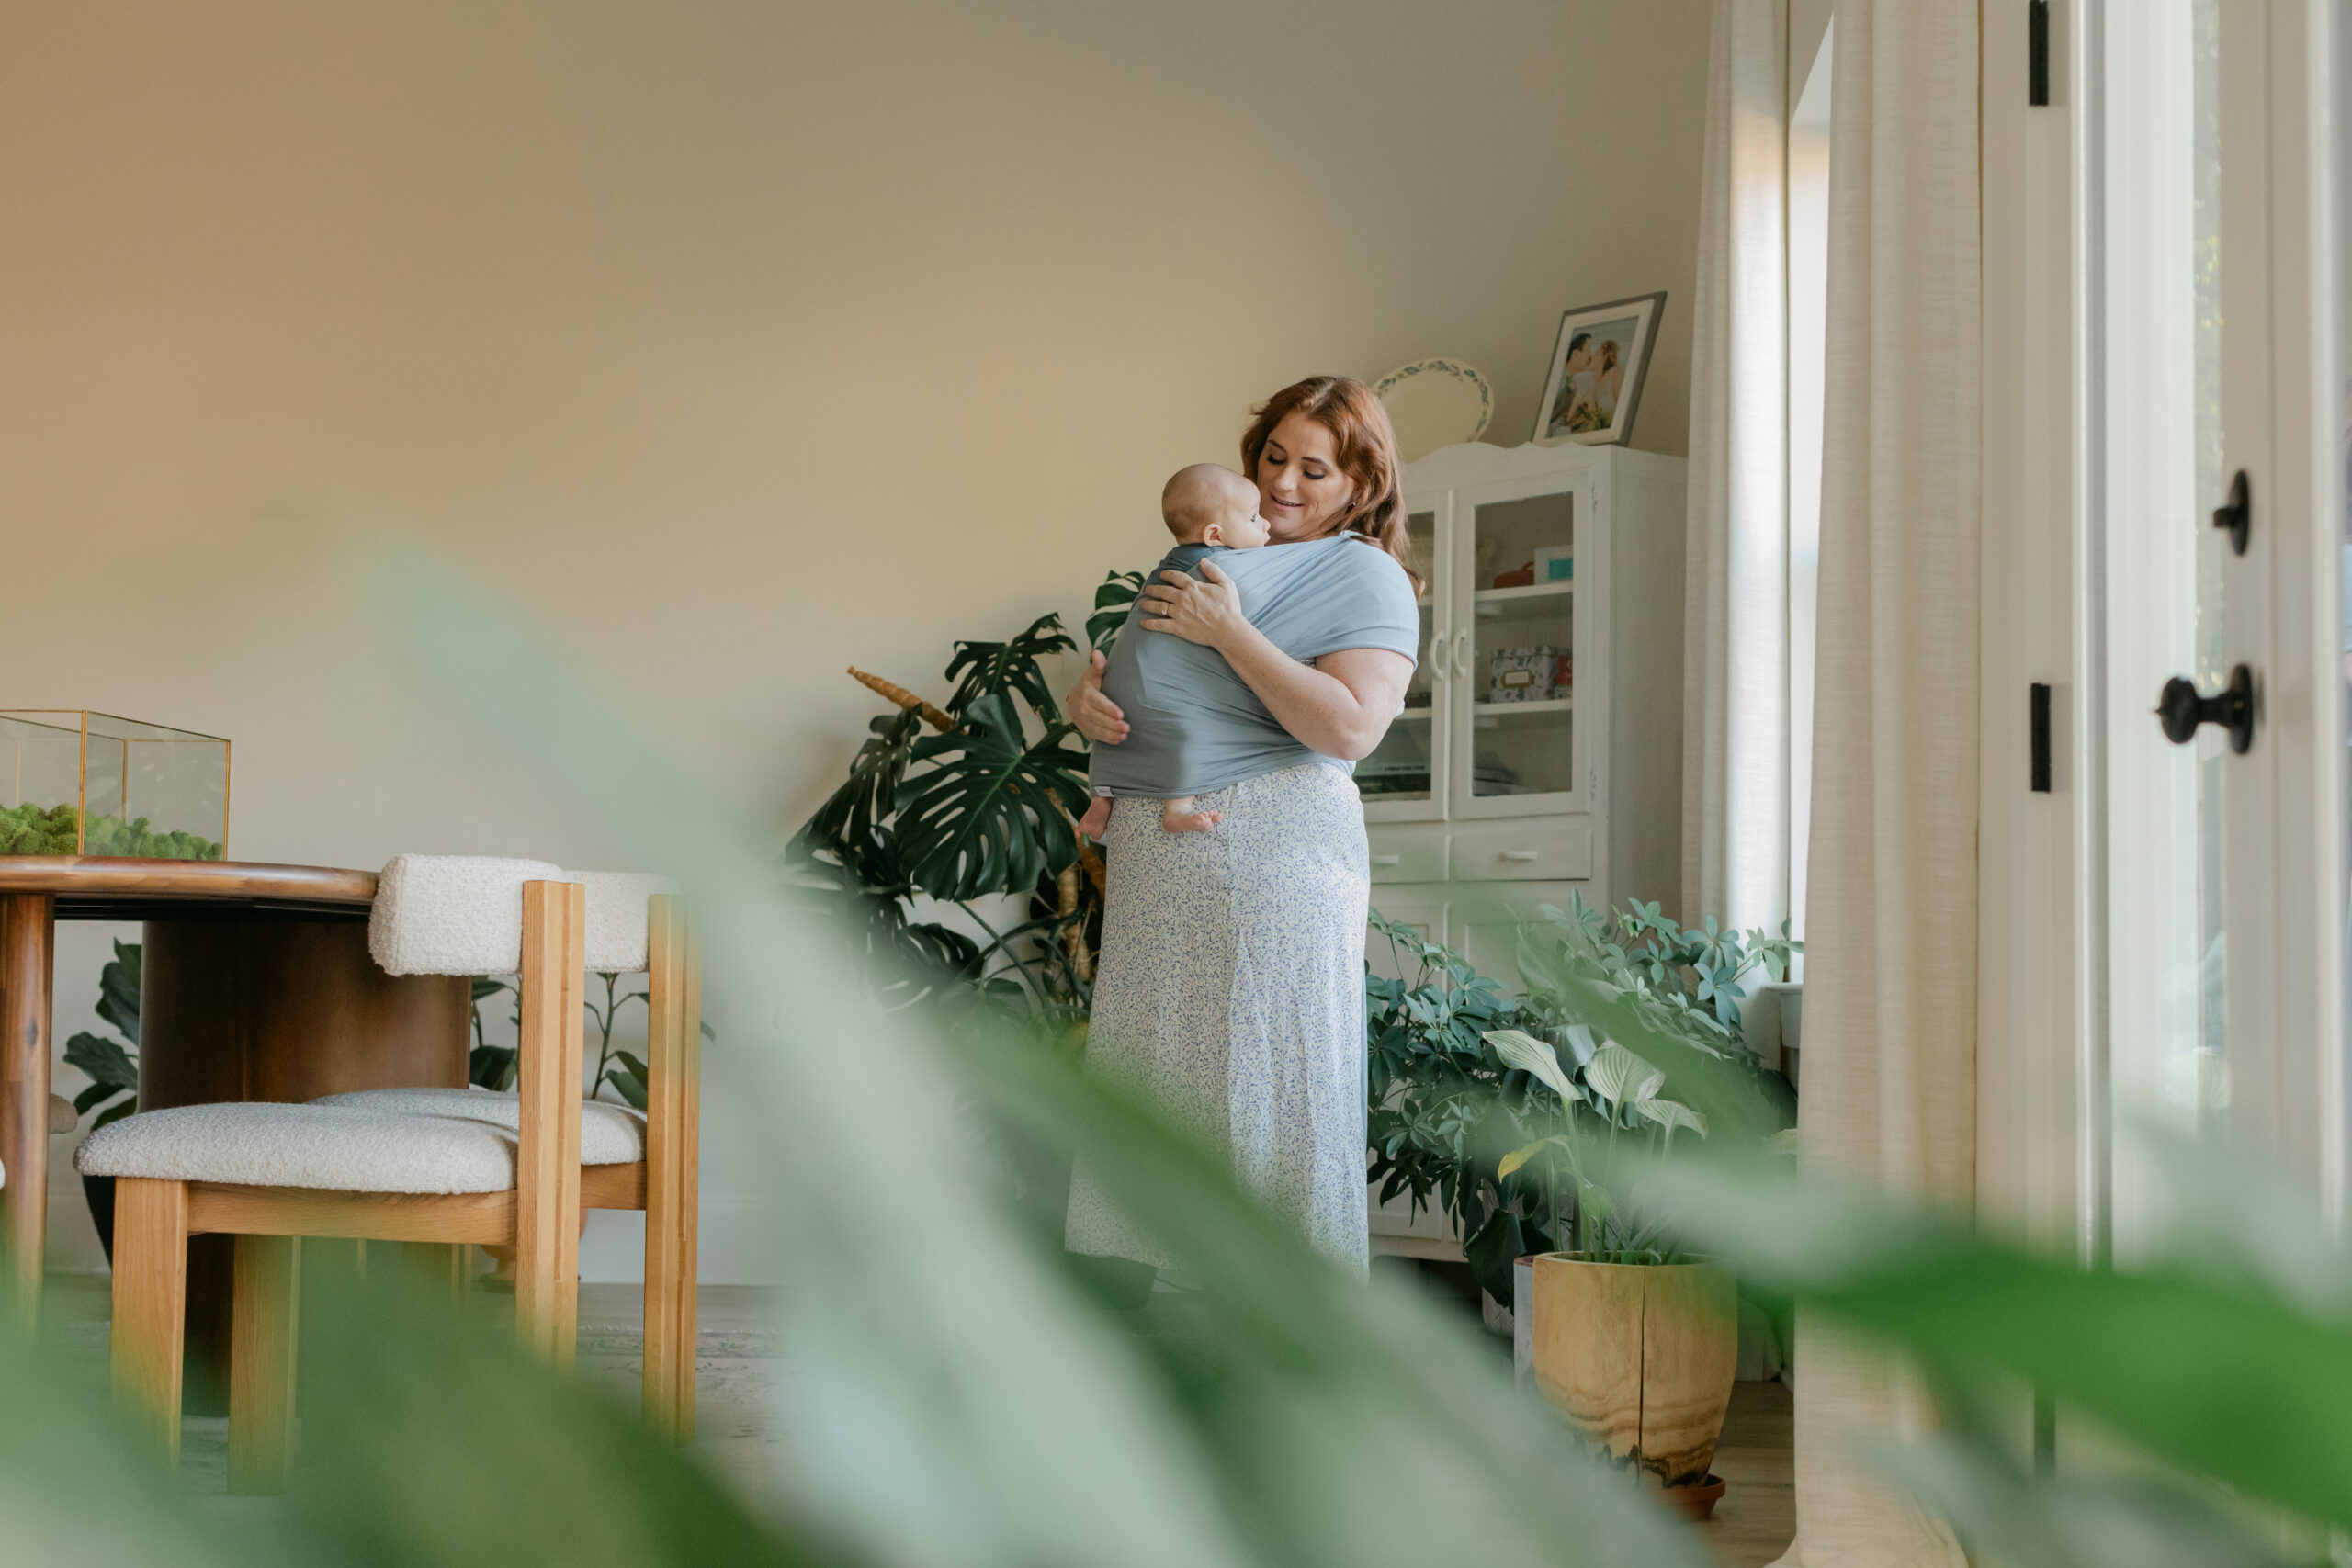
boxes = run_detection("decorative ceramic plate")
[1374,358,1494,462]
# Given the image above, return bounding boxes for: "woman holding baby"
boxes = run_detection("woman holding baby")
[1062,375,1421,1275]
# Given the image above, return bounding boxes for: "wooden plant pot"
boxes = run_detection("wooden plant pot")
[1530,1252,1737,1489]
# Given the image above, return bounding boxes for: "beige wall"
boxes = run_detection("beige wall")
[0,1,1711,1273]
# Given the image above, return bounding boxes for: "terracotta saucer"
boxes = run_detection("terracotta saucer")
[1661,1474,1727,1521]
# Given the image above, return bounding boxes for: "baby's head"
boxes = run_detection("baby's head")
[1161,463,1270,549]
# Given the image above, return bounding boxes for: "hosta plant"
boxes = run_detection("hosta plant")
[1487,1024,1707,1263]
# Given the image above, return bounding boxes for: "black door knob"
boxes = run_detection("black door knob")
[2156,664,2255,754]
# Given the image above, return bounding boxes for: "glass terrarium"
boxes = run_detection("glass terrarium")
[0,711,229,860]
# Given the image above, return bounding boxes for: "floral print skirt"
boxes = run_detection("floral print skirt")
[1064,762,1370,1274]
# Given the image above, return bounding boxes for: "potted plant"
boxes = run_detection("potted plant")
[62,940,143,1260]
[1485,1024,1736,1512]
[789,575,1157,1303]
[1363,913,1555,1309]
[1364,897,1797,1321]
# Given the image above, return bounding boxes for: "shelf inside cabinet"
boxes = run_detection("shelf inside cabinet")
[1394,707,1434,721]
[1471,696,1574,720]
[1473,582,1574,610]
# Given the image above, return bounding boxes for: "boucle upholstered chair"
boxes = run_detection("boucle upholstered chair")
[317,868,701,1443]
[75,858,616,1484]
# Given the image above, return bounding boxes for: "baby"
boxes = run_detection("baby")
[1075,463,1270,839]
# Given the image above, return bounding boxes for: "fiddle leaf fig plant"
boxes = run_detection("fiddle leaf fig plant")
[64,939,142,1132]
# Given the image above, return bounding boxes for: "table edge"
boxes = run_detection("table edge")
[0,858,378,904]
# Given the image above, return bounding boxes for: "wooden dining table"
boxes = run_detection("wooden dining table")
[0,858,469,1328]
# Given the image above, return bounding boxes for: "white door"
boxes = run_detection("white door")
[2086,0,2348,1249]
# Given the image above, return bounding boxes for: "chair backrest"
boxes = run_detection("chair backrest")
[560,871,683,974]
[370,855,574,976]
[371,855,588,1361]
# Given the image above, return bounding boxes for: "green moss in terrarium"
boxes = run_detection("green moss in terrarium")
[82,812,223,860]
[0,802,82,855]
[0,802,223,860]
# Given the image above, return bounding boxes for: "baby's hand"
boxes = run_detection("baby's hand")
[1160,806,1222,834]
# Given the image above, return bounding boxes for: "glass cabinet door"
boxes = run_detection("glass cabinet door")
[1360,496,1447,822]
[1450,475,1587,817]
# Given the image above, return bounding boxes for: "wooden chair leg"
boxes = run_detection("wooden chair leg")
[229,1234,300,1494]
[515,879,584,1367]
[672,1185,696,1442]
[645,896,699,1441]
[110,1178,190,1463]
[643,1201,695,1442]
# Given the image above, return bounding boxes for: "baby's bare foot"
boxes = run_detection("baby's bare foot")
[1161,808,1222,834]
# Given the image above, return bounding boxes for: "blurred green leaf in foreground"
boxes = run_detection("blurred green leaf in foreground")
[331,531,1714,1568]
[1646,1132,2352,1568]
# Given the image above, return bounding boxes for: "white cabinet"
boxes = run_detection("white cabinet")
[1359,441,1686,989]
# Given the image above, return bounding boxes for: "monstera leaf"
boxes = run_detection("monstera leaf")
[944,613,1077,723]
[1087,570,1147,654]
[793,707,923,887]
[895,693,1091,902]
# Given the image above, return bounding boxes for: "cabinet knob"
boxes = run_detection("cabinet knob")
[1501,849,1540,863]
[1372,853,1401,866]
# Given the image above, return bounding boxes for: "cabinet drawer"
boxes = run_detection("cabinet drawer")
[1366,831,1446,884]
[1448,823,1592,883]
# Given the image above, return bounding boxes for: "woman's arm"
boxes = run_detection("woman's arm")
[1137,561,1412,761]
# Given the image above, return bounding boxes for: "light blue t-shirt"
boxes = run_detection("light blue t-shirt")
[1089,533,1420,798]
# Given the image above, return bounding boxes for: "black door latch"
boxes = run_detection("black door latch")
[2156,664,2255,754]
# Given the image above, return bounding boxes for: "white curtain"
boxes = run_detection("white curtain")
[1780,3,1979,1566]
[1681,0,1790,932]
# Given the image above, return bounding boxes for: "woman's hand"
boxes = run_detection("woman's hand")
[1067,649,1129,744]
[1138,560,1247,649]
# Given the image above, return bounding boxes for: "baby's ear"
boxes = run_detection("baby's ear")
[1200,522,1224,547]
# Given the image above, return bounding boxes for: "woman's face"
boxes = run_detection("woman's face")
[1254,412,1355,542]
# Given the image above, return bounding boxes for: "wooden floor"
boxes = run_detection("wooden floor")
[1703,1380,1795,1566]
[42,1275,1793,1562]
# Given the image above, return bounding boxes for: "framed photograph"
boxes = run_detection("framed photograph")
[1531,291,1667,446]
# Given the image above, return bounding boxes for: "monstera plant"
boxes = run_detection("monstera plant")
[789,572,1142,1041]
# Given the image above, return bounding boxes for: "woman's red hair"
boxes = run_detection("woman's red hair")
[1239,376,1421,593]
